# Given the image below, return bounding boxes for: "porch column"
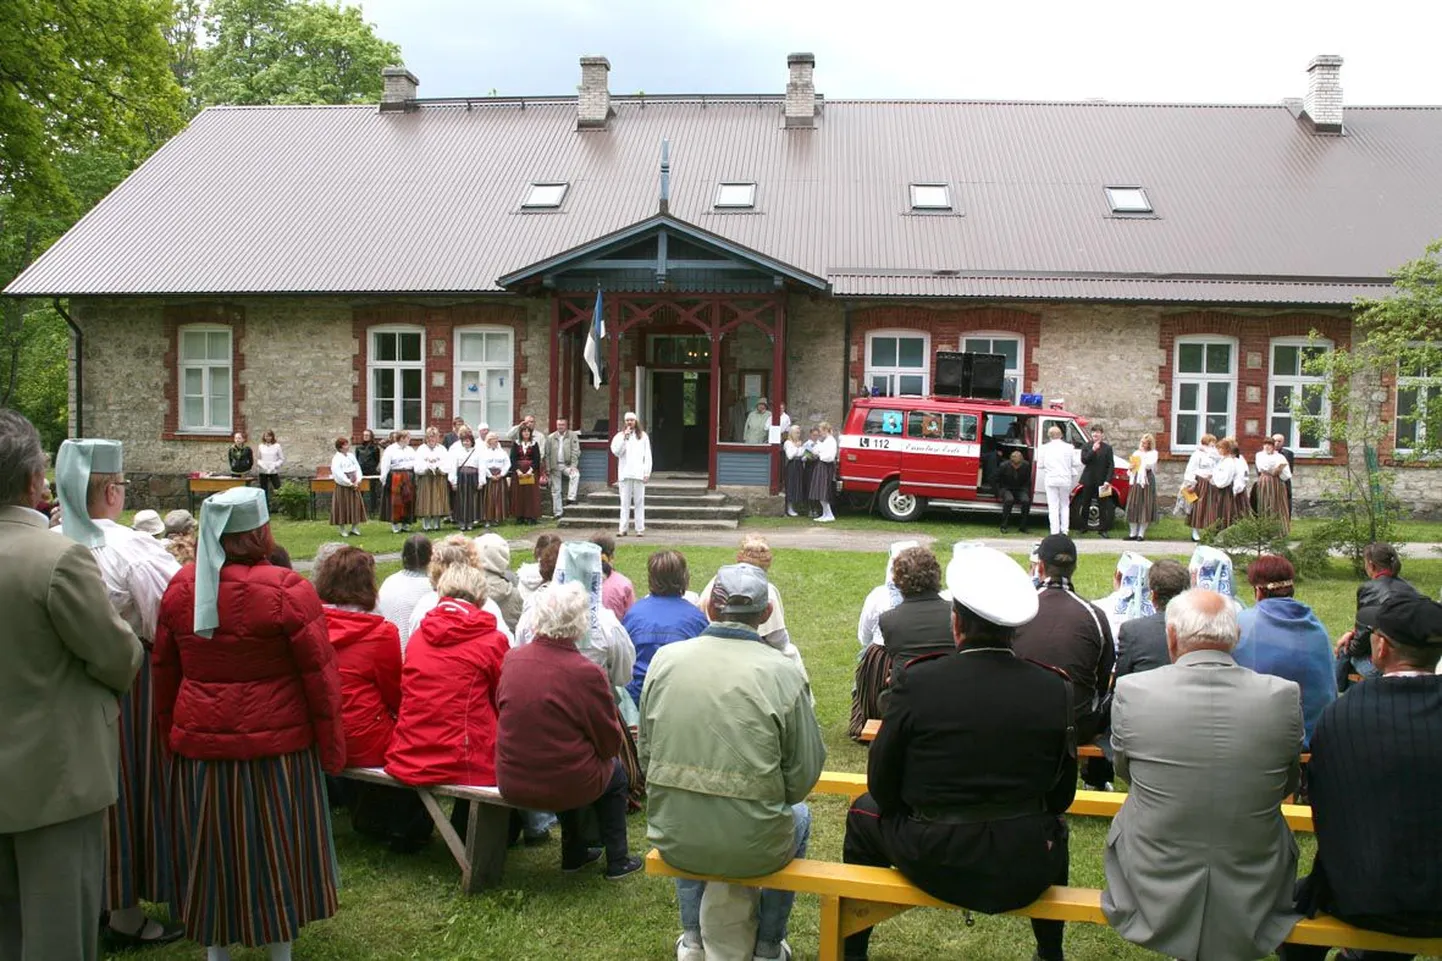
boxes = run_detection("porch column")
[707,302,721,489]
[607,298,621,485]
[549,299,561,429]
[771,297,787,495]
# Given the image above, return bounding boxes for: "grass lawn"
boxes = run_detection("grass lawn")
[120,538,1442,961]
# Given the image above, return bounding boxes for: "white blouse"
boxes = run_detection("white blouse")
[481,445,511,479]
[784,439,806,461]
[814,435,838,464]
[330,451,362,487]
[1255,449,1292,481]
[1129,448,1159,487]
[1183,445,1219,485]
[417,442,450,475]
[1210,456,1237,490]
[378,442,415,480]
[257,442,285,474]
[1231,455,1250,494]
[448,442,480,485]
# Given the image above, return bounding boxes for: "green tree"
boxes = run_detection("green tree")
[194,0,402,107]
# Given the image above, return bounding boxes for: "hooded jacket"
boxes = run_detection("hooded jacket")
[324,606,402,767]
[475,534,523,632]
[385,598,509,786]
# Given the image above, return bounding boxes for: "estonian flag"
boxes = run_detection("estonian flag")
[583,288,607,389]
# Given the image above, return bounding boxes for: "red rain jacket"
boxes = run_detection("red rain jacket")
[324,606,402,768]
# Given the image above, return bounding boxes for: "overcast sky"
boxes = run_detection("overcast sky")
[358,0,1440,104]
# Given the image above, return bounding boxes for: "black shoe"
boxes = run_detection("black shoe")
[604,855,644,880]
[561,846,604,872]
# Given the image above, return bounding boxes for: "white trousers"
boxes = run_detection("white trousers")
[618,478,646,533]
[1045,484,1071,535]
[551,467,580,515]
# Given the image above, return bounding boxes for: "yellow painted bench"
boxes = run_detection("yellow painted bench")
[644,850,1442,961]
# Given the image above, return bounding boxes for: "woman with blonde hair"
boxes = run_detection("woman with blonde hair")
[611,412,651,536]
[1126,433,1159,542]
[809,421,838,523]
[379,430,416,534]
[1183,432,1220,541]
[415,426,452,532]
[1253,437,1292,534]
[1207,437,1246,531]
[480,431,512,530]
[782,424,807,518]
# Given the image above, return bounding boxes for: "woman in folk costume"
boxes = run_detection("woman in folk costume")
[55,439,185,947]
[415,426,452,532]
[1253,437,1292,534]
[809,421,839,523]
[510,423,543,525]
[378,430,416,533]
[1207,437,1243,531]
[1095,551,1156,641]
[849,540,918,741]
[1188,543,1245,613]
[1125,433,1159,542]
[1183,432,1220,541]
[329,435,367,538]
[1230,440,1252,522]
[448,427,482,532]
[782,424,808,518]
[480,430,512,530]
[153,487,344,961]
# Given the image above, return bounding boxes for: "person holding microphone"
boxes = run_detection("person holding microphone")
[611,412,651,537]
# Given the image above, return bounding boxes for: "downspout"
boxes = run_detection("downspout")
[53,298,81,437]
[840,302,851,423]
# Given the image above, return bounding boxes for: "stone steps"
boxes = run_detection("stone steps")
[557,476,741,530]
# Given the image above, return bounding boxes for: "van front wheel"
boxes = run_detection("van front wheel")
[878,480,924,522]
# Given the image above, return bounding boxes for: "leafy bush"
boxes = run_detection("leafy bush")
[273,480,311,521]
[1202,512,1330,580]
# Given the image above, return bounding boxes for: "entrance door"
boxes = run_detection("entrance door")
[650,370,710,472]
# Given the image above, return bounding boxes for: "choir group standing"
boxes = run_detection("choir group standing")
[1182,431,1295,541]
[781,422,839,522]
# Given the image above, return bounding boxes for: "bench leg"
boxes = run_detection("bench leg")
[417,789,469,873]
[819,895,844,961]
[461,802,511,894]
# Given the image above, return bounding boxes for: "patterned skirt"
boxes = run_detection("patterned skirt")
[453,467,482,528]
[847,642,890,743]
[808,459,836,504]
[106,651,174,910]
[1189,476,1217,531]
[1126,473,1158,525]
[1255,473,1291,534]
[169,749,339,947]
[381,469,415,524]
[618,714,646,812]
[1210,484,1248,530]
[484,475,509,523]
[784,458,807,508]
[330,484,367,526]
[416,471,450,518]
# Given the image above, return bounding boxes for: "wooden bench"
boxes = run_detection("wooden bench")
[308,475,373,520]
[644,851,1442,961]
[187,475,251,512]
[341,767,515,893]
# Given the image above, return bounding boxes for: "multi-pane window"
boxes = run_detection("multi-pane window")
[178,326,232,432]
[962,334,1024,403]
[1172,336,1236,449]
[455,328,514,431]
[369,328,423,432]
[1269,338,1331,452]
[866,332,929,397]
[1395,352,1442,455]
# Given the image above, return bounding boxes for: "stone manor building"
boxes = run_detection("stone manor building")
[7,53,1442,511]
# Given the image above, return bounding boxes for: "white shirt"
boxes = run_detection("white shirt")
[257,442,284,475]
[417,442,450,476]
[61,518,181,641]
[406,589,514,655]
[778,411,792,434]
[448,442,480,485]
[611,430,652,480]
[480,445,510,479]
[1183,445,1219,484]
[1211,455,1238,491]
[1129,448,1158,487]
[1231,455,1250,494]
[857,584,898,648]
[379,443,415,480]
[377,569,434,645]
[514,602,635,688]
[1255,449,1292,481]
[1039,438,1078,487]
[331,450,362,487]
[813,434,838,464]
[784,438,806,461]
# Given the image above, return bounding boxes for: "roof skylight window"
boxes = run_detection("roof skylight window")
[909,183,952,210]
[1105,186,1153,213]
[522,182,569,209]
[714,182,757,208]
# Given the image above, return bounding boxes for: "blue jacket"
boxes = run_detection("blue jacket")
[1236,597,1337,747]
[621,594,710,702]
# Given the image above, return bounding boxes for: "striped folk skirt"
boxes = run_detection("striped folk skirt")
[330,484,367,527]
[1126,473,1158,525]
[1255,473,1291,535]
[453,467,482,528]
[808,459,836,504]
[847,642,890,743]
[1209,483,1249,530]
[512,472,541,521]
[784,458,807,509]
[1189,476,1217,531]
[381,469,415,524]
[416,471,450,518]
[169,749,339,947]
[483,474,509,524]
[106,650,175,910]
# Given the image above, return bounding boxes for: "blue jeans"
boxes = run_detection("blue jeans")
[676,803,811,950]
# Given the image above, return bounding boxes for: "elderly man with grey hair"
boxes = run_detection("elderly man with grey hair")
[1103,587,1305,961]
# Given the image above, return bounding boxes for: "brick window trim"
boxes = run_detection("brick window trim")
[163,304,246,442]
[849,306,1042,397]
[1154,310,1352,466]
[351,302,530,442]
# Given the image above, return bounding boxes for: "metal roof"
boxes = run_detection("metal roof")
[8,96,1442,303]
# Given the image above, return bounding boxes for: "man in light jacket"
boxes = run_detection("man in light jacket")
[1103,587,1304,961]
[547,417,581,518]
[1038,425,1079,535]
[0,411,145,961]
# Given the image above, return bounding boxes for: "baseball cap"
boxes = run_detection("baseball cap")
[711,563,770,616]
[1375,595,1442,649]
[945,542,1039,628]
[1038,533,1077,568]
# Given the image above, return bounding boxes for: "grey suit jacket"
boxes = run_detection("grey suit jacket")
[1115,612,1169,681]
[0,505,144,833]
[1102,649,1304,961]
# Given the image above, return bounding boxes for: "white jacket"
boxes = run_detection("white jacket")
[1039,438,1078,487]
[611,430,652,481]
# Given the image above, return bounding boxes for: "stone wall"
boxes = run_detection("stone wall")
[784,295,845,428]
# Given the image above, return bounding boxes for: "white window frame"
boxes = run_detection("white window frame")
[714,182,757,208]
[909,183,951,210]
[453,326,515,432]
[1105,185,1153,213]
[367,326,425,433]
[1170,334,1238,452]
[522,182,569,209]
[961,331,1026,404]
[865,330,930,397]
[1268,336,1332,454]
[1394,344,1442,456]
[177,324,233,434]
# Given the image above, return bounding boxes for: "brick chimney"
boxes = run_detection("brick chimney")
[1302,54,1344,132]
[380,66,418,113]
[785,52,816,128]
[577,56,613,129]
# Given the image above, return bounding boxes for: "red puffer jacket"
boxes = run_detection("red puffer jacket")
[324,606,402,768]
[385,597,509,787]
[153,561,346,775]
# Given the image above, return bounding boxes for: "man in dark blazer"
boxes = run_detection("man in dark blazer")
[1115,559,1190,682]
[0,411,144,961]
[1077,425,1115,537]
[1271,433,1296,516]
[1281,594,1442,959]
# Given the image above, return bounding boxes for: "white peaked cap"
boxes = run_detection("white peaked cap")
[945,541,1039,628]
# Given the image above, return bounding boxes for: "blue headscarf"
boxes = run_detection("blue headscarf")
[1189,545,1236,599]
[1113,552,1156,620]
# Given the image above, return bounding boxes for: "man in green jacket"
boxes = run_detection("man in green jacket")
[0,411,144,961]
[641,562,825,961]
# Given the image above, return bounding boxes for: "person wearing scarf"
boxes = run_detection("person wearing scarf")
[1189,544,1245,613]
[1096,552,1156,641]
